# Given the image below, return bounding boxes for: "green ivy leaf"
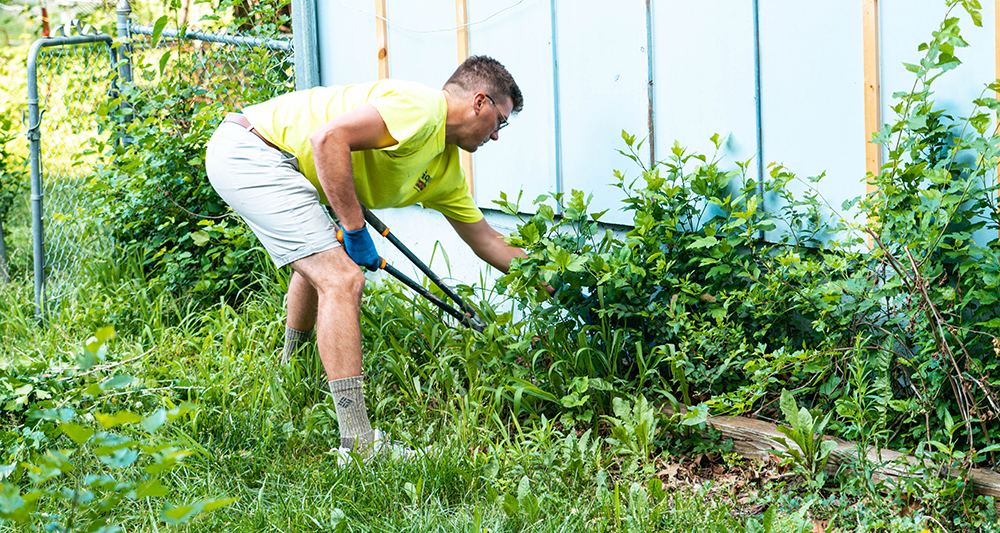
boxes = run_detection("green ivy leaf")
[190,230,211,247]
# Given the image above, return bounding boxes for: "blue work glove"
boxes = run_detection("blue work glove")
[342,226,381,271]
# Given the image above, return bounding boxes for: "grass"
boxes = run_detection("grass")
[0,244,866,533]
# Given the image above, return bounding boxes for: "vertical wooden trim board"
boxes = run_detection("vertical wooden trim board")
[456,0,475,195]
[863,0,881,193]
[376,0,390,79]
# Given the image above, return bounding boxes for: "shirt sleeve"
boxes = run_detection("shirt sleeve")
[421,183,485,224]
[368,90,436,157]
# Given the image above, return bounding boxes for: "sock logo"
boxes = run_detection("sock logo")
[337,397,354,408]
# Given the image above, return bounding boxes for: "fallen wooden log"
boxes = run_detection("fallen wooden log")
[668,407,1000,498]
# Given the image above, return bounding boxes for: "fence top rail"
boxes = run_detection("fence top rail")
[129,24,293,52]
[26,34,115,103]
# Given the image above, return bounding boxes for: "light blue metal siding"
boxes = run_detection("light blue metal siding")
[318,1,378,86]
[880,1,995,128]
[468,0,559,213]
[880,1,997,246]
[757,2,866,238]
[551,0,649,225]
[385,0,457,87]
[652,1,759,192]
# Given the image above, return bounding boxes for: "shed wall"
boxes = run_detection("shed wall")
[315,1,999,289]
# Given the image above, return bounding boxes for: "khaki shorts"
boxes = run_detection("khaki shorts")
[206,122,341,268]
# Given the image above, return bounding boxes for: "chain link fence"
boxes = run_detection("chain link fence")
[28,4,294,321]
[127,24,293,113]
[26,23,117,318]
[35,38,117,303]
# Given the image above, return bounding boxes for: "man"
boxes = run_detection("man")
[205,56,525,459]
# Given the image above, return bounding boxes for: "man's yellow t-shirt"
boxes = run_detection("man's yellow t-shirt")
[240,79,483,224]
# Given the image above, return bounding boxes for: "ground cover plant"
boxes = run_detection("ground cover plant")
[3,0,1000,531]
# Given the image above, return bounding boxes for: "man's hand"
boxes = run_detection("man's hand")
[342,226,381,271]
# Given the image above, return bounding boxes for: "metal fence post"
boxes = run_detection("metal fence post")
[26,41,45,324]
[116,0,134,145]
[291,0,320,89]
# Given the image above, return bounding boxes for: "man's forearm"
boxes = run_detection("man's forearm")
[311,134,365,231]
[307,104,398,232]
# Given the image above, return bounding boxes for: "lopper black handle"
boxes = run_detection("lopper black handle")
[360,206,480,321]
[382,263,484,332]
[336,226,484,332]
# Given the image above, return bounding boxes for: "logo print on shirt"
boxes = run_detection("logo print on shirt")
[414,171,431,192]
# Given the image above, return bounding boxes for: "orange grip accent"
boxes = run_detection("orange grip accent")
[379,257,386,269]
[381,227,390,237]
[336,230,344,243]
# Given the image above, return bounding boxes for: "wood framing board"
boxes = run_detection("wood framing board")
[376,0,389,79]
[456,0,475,195]
[864,0,881,191]
[665,406,1000,498]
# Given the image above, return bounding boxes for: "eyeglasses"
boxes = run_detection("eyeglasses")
[484,94,509,133]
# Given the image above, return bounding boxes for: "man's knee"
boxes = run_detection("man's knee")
[301,256,365,301]
[330,266,365,301]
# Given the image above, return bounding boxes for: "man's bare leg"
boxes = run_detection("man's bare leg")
[289,247,374,452]
[281,271,318,365]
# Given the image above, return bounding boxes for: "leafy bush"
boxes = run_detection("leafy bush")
[85,9,290,305]
[0,327,232,531]
[497,0,1000,477]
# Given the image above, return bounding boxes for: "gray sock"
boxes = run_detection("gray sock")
[328,376,375,453]
[281,326,312,365]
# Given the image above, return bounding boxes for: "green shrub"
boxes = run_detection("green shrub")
[85,10,291,306]
[497,1,1000,474]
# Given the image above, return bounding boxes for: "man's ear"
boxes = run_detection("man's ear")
[472,92,486,114]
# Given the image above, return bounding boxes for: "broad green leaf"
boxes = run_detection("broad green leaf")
[201,497,236,512]
[162,500,206,525]
[95,411,143,429]
[681,403,709,427]
[190,230,210,247]
[516,475,531,503]
[98,447,139,468]
[501,493,519,517]
[762,505,775,531]
[142,409,167,433]
[0,484,29,521]
[158,50,172,76]
[778,389,798,428]
[151,15,169,47]
[689,236,718,249]
[796,407,814,438]
[820,439,838,458]
[130,479,169,499]
[60,423,94,445]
